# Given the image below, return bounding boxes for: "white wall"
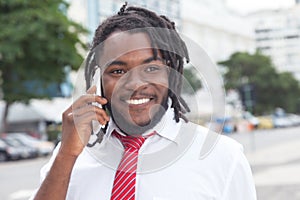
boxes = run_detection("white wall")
[181,0,255,63]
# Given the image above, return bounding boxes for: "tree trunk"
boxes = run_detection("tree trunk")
[0,102,10,133]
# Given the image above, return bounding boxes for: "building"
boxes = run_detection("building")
[180,0,256,120]
[248,3,300,80]
[67,0,181,43]
[181,0,255,63]
[67,0,255,62]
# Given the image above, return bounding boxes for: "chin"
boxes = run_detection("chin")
[108,102,168,135]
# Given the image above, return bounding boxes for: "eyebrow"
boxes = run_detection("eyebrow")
[142,57,164,64]
[105,56,164,68]
[105,60,126,67]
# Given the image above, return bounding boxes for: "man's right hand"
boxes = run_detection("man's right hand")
[59,85,109,157]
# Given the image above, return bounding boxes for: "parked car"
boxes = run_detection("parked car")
[286,114,300,127]
[272,114,294,128]
[1,136,38,159]
[0,138,21,162]
[6,133,54,156]
[242,111,259,128]
[272,108,295,128]
[212,117,237,134]
[257,115,274,129]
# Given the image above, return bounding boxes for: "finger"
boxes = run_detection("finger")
[74,110,109,126]
[87,85,97,94]
[72,94,107,110]
[73,105,110,122]
[62,105,75,122]
[95,95,108,106]
[86,85,107,105]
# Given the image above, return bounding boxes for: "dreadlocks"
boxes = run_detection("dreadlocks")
[85,3,190,124]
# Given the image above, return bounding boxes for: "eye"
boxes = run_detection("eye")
[104,67,127,77]
[111,69,126,74]
[144,65,160,73]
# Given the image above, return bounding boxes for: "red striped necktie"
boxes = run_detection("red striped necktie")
[111,130,149,200]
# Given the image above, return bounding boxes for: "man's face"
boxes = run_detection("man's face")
[100,32,169,135]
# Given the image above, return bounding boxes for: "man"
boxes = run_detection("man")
[31,3,256,200]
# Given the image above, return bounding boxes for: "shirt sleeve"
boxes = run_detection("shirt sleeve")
[28,143,61,200]
[221,147,257,200]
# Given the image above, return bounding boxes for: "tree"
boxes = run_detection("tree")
[182,65,202,95]
[275,72,300,112]
[0,0,87,132]
[219,51,300,114]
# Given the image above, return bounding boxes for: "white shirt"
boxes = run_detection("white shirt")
[31,108,257,200]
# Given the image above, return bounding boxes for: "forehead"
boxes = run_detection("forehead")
[98,32,154,66]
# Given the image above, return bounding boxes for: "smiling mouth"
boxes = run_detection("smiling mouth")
[125,98,151,105]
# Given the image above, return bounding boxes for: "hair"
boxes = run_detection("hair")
[85,2,190,125]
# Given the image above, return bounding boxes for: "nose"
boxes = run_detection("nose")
[123,68,147,91]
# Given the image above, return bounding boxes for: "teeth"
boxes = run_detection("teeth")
[126,98,150,105]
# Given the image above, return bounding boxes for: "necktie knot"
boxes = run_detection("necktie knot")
[113,130,146,151]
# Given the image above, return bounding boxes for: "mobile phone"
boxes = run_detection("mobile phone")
[92,67,102,105]
[91,67,105,134]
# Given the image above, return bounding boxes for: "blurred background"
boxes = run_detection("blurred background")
[1,0,300,199]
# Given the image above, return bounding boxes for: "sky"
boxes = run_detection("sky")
[226,0,296,15]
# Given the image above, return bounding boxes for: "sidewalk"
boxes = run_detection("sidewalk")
[245,136,300,200]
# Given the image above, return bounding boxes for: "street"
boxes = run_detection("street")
[0,126,300,200]
[229,126,300,200]
[0,157,49,200]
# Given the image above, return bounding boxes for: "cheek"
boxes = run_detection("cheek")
[159,75,169,96]
[102,76,116,100]
[161,87,169,101]
[153,70,169,85]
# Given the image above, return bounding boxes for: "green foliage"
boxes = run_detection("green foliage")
[219,51,300,114]
[182,66,202,94]
[0,0,87,103]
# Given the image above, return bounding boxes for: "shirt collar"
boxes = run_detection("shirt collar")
[105,102,181,144]
[149,106,181,144]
